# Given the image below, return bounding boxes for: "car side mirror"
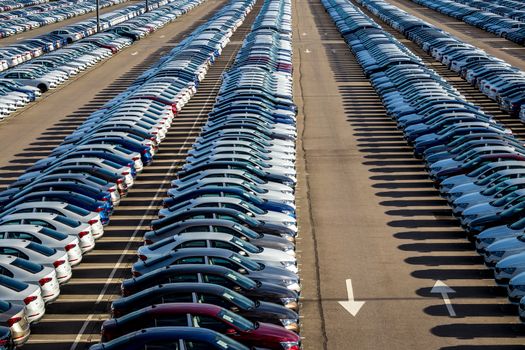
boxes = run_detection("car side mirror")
[233,286,242,292]
[238,268,247,274]
[238,251,247,256]
[230,306,240,313]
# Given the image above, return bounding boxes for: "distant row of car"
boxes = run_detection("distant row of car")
[0,0,172,72]
[323,0,525,325]
[0,0,204,121]
[0,0,216,348]
[356,0,525,118]
[90,0,302,349]
[0,0,49,13]
[0,0,128,39]
[409,0,525,44]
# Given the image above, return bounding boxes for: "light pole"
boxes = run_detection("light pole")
[96,0,100,32]
[145,0,149,12]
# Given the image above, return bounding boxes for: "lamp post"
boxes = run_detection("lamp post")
[145,0,149,12]
[96,0,100,32]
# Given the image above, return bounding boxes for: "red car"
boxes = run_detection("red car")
[101,303,300,350]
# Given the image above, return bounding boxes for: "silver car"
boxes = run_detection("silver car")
[0,240,72,284]
[0,275,45,323]
[0,255,59,303]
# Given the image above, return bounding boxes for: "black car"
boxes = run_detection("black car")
[110,282,299,331]
[121,264,298,310]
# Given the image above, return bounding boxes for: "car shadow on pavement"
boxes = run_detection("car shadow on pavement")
[311,4,525,344]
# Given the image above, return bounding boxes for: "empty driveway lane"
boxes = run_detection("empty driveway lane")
[293,0,525,349]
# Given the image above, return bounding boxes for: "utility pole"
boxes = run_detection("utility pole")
[96,0,100,32]
[145,0,149,12]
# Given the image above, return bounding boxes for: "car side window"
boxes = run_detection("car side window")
[154,314,189,327]
[208,257,238,271]
[26,219,53,228]
[144,341,180,350]
[0,266,14,278]
[0,248,27,259]
[1,220,22,226]
[168,274,199,283]
[210,241,235,251]
[178,241,207,249]
[184,340,215,350]
[197,293,229,308]
[10,232,39,242]
[161,292,194,303]
[181,226,208,233]
[176,257,205,264]
[202,274,234,289]
[191,315,229,333]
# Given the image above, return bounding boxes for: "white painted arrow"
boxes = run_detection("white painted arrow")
[431,280,456,317]
[131,51,138,56]
[338,279,365,316]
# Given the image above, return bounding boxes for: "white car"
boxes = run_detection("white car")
[137,232,297,273]
[0,255,59,303]
[0,275,45,323]
[0,239,71,284]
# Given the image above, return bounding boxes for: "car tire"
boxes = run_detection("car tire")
[37,84,48,93]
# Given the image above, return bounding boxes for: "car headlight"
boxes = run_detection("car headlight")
[280,318,298,327]
[280,341,300,350]
[280,297,298,306]
[282,261,296,267]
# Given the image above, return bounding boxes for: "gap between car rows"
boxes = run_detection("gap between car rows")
[21,1,264,349]
[294,0,525,348]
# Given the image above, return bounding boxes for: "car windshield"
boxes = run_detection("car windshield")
[492,191,520,207]
[466,163,493,177]
[238,201,265,215]
[222,270,257,289]
[221,290,254,309]
[216,309,254,332]
[11,257,43,273]
[27,242,56,256]
[229,253,261,271]
[54,215,82,228]
[233,224,260,239]
[230,236,262,254]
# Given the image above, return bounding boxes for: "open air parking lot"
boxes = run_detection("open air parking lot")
[1,0,525,349]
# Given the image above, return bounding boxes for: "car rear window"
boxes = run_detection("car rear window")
[27,242,56,257]
[40,227,67,240]
[54,215,81,228]
[64,204,90,216]
[0,300,11,312]
[0,275,27,292]
[11,258,43,273]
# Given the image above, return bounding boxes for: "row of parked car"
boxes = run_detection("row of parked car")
[0,0,204,121]
[354,0,525,118]
[0,0,169,72]
[323,0,525,326]
[0,0,49,13]
[0,0,220,348]
[409,0,525,44]
[0,0,128,39]
[90,0,303,349]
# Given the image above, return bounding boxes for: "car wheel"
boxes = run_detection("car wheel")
[37,84,48,93]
